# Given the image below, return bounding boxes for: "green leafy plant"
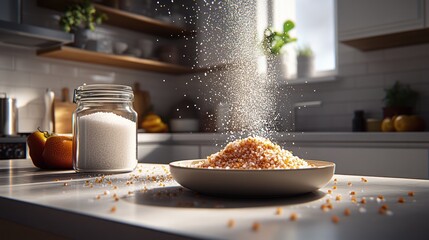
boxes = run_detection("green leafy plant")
[297,44,313,57]
[262,20,297,55]
[59,0,107,33]
[384,81,419,108]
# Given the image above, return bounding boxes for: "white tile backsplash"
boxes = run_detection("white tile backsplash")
[15,57,50,74]
[338,63,367,76]
[0,54,14,70]
[50,64,77,77]
[0,70,31,87]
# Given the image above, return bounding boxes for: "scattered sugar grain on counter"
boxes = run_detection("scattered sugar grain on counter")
[77,112,137,170]
[359,207,367,213]
[227,219,236,228]
[251,222,260,232]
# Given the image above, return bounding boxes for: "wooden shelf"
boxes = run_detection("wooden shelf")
[37,0,194,37]
[37,46,195,74]
[94,4,193,37]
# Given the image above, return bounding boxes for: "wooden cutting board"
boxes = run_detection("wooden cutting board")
[133,82,151,126]
[54,88,76,134]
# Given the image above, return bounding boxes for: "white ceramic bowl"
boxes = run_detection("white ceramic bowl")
[170,159,335,197]
[114,42,128,54]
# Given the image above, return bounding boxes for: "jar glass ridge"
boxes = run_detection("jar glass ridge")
[73,84,137,173]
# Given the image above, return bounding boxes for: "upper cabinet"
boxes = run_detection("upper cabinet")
[338,0,429,51]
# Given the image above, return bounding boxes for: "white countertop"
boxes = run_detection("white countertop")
[1,159,429,239]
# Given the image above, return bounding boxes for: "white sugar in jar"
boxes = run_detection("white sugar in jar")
[73,84,137,173]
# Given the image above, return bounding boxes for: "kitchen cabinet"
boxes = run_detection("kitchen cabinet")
[287,146,428,179]
[338,0,429,50]
[138,145,199,164]
[200,145,222,158]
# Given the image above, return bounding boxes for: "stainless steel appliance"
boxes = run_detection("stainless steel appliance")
[0,93,17,136]
[0,135,27,159]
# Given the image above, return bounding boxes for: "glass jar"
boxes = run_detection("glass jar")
[73,84,137,173]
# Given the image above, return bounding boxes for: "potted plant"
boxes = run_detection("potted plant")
[296,44,314,78]
[262,20,297,79]
[383,81,419,118]
[59,0,107,48]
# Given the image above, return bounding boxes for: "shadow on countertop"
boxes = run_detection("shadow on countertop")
[123,186,325,209]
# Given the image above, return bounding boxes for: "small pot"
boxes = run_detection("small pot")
[297,55,314,78]
[0,93,18,136]
[73,29,92,49]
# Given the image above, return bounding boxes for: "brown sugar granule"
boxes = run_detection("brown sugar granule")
[252,222,260,232]
[360,198,367,204]
[95,195,101,200]
[326,199,331,204]
[275,207,283,216]
[113,194,119,202]
[335,194,342,201]
[377,195,385,201]
[331,215,340,224]
[378,204,390,215]
[332,186,337,190]
[110,206,116,213]
[227,219,235,228]
[334,178,338,182]
[321,204,329,212]
[347,182,352,186]
[398,197,405,203]
[351,196,357,203]
[361,177,368,183]
[63,182,68,186]
[327,189,332,194]
[344,208,351,216]
[196,137,311,170]
[321,203,333,212]
[408,191,415,197]
[289,213,298,221]
[378,205,389,215]
[350,191,356,195]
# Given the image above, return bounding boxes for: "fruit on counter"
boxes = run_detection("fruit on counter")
[27,129,73,170]
[27,130,50,168]
[42,135,73,169]
[381,118,395,132]
[141,113,168,133]
[394,115,425,132]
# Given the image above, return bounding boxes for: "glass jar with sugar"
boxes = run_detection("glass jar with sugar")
[73,84,137,173]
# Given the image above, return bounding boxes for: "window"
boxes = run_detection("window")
[258,0,337,79]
